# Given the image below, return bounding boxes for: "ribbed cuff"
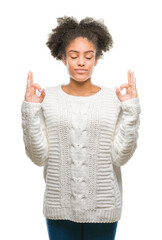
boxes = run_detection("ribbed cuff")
[121,97,141,115]
[21,100,41,116]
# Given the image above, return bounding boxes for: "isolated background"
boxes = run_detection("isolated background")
[1,0,162,239]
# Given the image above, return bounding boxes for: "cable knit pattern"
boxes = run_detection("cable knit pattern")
[21,84,141,223]
[70,102,90,209]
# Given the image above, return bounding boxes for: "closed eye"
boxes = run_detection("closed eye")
[71,57,92,59]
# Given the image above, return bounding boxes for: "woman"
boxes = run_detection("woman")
[21,16,141,240]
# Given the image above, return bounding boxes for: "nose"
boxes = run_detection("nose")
[77,56,85,66]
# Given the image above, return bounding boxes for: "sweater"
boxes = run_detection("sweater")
[21,84,141,223]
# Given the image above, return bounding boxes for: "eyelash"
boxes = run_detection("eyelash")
[71,57,92,60]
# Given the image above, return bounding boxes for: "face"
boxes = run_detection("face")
[62,37,98,83]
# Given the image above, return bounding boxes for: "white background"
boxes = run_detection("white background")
[0,0,162,239]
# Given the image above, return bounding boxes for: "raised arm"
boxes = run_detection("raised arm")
[21,71,49,166]
[110,70,141,167]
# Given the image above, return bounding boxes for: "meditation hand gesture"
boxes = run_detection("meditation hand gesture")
[115,70,138,102]
[24,71,46,103]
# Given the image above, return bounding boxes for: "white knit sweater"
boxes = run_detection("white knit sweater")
[21,84,141,223]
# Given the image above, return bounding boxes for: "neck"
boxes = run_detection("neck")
[65,77,96,95]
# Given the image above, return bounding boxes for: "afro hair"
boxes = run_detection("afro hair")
[46,15,114,61]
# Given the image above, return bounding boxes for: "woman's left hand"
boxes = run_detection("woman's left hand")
[116,70,138,102]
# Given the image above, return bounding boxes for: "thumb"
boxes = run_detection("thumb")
[115,86,121,95]
[40,88,46,96]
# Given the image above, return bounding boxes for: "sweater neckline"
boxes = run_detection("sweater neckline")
[58,84,104,102]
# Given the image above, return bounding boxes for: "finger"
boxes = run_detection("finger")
[131,71,134,85]
[27,71,33,89]
[128,70,131,85]
[39,89,46,101]
[132,77,137,91]
[131,71,136,90]
[120,83,129,89]
[116,86,122,98]
[32,83,42,92]
[41,88,46,96]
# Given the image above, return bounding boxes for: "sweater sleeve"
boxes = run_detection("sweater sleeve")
[21,100,49,167]
[110,96,141,167]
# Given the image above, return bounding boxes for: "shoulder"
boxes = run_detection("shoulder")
[41,85,59,106]
[43,85,60,99]
[102,85,115,95]
[102,86,121,104]
[44,85,59,94]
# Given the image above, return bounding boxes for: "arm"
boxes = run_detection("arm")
[110,97,141,167]
[21,100,49,167]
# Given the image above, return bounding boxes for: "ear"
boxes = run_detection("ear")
[62,56,67,66]
[94,57,98,66]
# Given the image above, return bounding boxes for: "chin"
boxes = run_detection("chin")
[71,75,91,82]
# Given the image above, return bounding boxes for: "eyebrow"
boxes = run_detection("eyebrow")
[68,50,94,53]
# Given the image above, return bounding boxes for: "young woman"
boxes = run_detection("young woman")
[21,16,141,240]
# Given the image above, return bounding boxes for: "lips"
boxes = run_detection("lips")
[75,69,87,73]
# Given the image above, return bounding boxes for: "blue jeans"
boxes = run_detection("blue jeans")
[46,218,118,240]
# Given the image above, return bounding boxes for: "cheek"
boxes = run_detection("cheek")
[88,58,95,67]
[66,61,76,76]
[67,61,75,70]
[66,61,72,71]
[88,62,95,72]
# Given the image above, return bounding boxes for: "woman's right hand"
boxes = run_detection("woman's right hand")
[24,71,46,103]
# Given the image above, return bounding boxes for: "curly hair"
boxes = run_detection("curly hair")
[46,15,114,61]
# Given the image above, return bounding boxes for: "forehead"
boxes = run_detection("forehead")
[66,37,96,53]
